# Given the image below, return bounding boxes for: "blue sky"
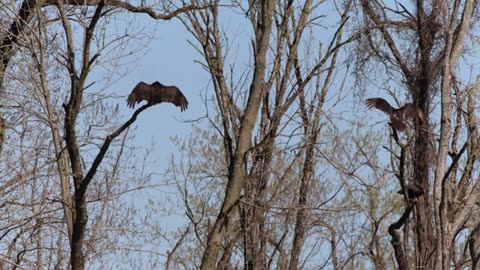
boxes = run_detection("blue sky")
[114,18,208,172]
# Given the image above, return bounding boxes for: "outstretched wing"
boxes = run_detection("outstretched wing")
[399,103,424,122]
[127,81,188,111]
[366,98,423,132]
[173,88,189,112]
[365,98,394,115]
[127,82,151,109]
[366,98,406,130]
[151,84,189,112]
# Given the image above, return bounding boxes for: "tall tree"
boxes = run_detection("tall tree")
[354,0,480,269]
[175,0,358,268]
[0,0,209,269]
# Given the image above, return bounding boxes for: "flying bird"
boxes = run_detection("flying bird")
[365,98,424,131]
[127,81,188,111]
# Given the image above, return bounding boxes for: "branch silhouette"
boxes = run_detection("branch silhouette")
[79,103,153,196]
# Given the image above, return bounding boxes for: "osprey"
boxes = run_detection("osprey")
[127,81,189,111]
[365,98,424,131]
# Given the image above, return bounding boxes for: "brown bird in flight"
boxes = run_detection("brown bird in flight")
[127,81,188,111]
[365,98,424,131]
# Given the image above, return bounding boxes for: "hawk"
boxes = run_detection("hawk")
[365,98,424,131]
[127,81,188,111]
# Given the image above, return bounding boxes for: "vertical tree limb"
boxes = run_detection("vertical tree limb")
[200,1,276,268]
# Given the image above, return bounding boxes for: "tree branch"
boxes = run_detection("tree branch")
[0,0,43,88]
[79,104,153,196]
[45,0,211,20]
[360,0,412,82]
[389,202,415,270]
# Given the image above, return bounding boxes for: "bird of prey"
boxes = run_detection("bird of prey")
[127,81,188,111]
[397,184,424,199]
[365,98,424,131]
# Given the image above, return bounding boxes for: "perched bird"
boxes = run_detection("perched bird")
[397,184,424,199]
[365,98,424,131]
[127,81,188,111]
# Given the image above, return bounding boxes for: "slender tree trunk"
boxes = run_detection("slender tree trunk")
[35,9,75,239]
[55,1,105,268]
[289,141,315,270]
[433,2,475,269]
[200,1,275,268]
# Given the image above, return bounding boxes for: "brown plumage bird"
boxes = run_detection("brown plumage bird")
[365,98,424,131]
[126,81,188,111]
[397,184,424,199]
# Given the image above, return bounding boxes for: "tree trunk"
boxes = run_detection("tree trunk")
[200,1,275,268]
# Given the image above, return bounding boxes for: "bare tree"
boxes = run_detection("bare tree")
[0,0,211,269]
[353,0,480,269]
[169,0,363,269]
